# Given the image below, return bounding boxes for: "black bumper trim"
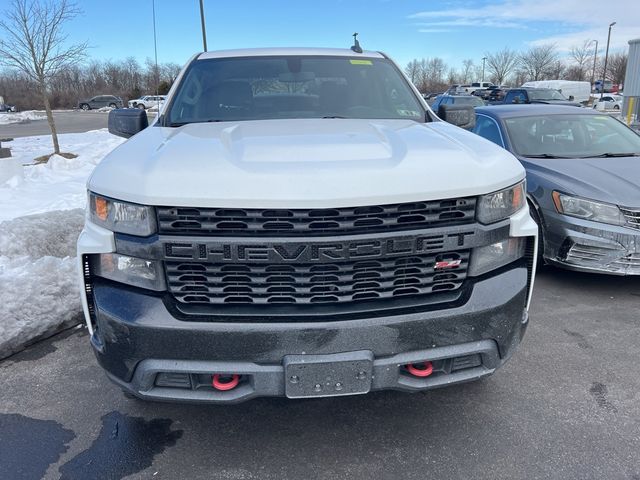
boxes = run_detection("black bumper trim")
[109,340,499,404]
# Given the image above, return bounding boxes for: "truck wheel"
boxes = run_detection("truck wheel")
[137,103,145,110]
[81,103,90,111]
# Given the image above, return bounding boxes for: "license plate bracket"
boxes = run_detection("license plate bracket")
[284,351,374,399]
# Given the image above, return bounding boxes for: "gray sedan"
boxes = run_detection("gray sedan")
[472,104,640,275]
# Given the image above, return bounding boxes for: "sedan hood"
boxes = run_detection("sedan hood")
[521,156,640,207]
[89,118,524,208]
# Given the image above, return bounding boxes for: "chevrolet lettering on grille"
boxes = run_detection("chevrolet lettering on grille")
[163,232,475,263]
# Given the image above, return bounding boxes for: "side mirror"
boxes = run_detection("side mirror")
[108,108,148,138]
[568,95,575,101]
[438,105,476,130]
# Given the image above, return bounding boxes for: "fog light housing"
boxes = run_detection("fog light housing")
[469,237,525,276]
[92,253,165,291]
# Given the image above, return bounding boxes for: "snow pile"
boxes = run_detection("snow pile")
[0,129,124,357]
[0,129,125,222]
[0,110,47,125]
[0,210,85,358]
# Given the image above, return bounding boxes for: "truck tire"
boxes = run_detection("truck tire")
[80,103,90,111]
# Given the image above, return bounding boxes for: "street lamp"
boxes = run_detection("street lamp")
[600,22,616,99]
[481,57,487,83]
[199,0,208,52]
[588,39,598,88]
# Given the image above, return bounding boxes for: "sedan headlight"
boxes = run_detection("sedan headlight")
[89,192,156,236]
[552,192,625,226]
[477,181,526,224]
[92,253,165,291]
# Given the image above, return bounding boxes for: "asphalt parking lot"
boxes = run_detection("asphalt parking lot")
[0,110,156,138]
[1,266,639,480]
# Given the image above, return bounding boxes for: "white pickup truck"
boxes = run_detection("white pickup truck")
[78,47,537,403]
[127,95,166,109]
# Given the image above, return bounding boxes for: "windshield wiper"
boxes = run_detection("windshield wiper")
[522,153,570,159]
[322,115,347,119]
[168,119,225,127]
[583,152,640,158]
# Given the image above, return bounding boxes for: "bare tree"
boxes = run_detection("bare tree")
[569,40,594,81]
[607,52,628,85]
[518,44,558,81]
[405,60,421,85]
[460,59,474,83]
[0,0,86,157]
[484,48,518,85]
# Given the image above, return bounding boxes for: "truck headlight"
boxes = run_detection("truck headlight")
[89,192,156,236]
[477,181,526,224]
[92,253,165,291]
[552,192,625,226]
[468,237,525,276]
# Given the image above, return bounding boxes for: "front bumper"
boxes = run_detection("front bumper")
[541,209,640,275]
[89,266,529,403]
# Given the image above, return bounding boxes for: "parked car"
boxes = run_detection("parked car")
[431,94,485,113]
[0,95,17,112]
[78,47,537,403]
[522,80,591,104]
[593,95,623,111]
[594,80,619,93]
[500,88,582,107]
[468,81,494,95]
[78,95,124,110]
[128,95,166,109]
[472,104,640,274]
[446,84,471,95]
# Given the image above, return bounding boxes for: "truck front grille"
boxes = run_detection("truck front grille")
[157,198,476,237]
[166,251,469,305]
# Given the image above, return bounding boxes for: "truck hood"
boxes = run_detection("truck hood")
[89,119,524,208]
[521,156,640,207]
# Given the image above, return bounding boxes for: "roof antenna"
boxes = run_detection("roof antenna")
[351,33,363,53]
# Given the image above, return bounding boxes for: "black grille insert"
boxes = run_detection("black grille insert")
[166,251,469,305]
[157,199,476,237]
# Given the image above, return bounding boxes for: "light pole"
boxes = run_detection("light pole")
[600,22,616,99]
[199,0,208,52]
[588,39,598,88]
[481,57,486,83]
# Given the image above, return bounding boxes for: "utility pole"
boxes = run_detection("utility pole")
[199,0,208,52]
[601,22,616,100]
[481,57,486,83]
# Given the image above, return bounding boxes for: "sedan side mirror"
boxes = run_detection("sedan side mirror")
[108,108,148,138]
[438,105,476,130]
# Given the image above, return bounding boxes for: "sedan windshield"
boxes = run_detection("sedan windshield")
[527,89,567,101]
[504,114,640,158]
[164,56,425,125]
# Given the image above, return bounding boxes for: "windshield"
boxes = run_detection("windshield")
[504,114,640,158]
[527,89,567,101]
[164,56,425,125]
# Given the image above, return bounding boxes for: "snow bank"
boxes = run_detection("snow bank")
[0,110,47,125]
[0,129,124,358]
[0,129,125,222]
[0,210,85,358]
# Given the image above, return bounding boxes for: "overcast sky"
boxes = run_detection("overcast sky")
[59,0,638,69]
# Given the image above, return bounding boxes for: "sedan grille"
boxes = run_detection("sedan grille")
[157,199,476,237]
[620,207,640,230]
[166,251,469,305]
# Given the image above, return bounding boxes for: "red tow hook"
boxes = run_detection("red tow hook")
[212,374,240,391]
[406,361,434,378]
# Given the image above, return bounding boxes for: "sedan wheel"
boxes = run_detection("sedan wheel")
[137,103,145,110]
[109,103,117,108]
[613,104,620,110]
